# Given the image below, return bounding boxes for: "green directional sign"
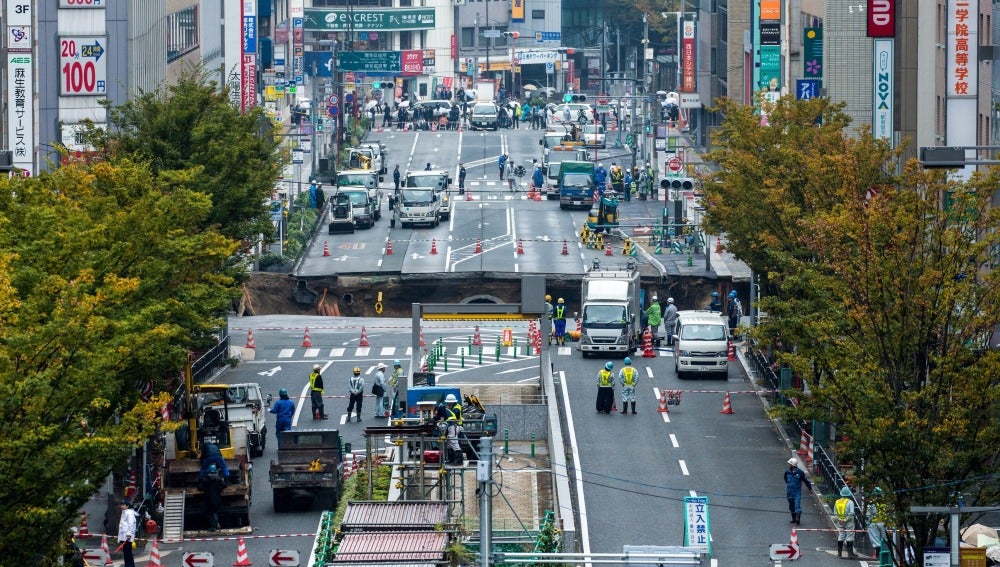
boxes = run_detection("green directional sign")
[304,8,435,31]
[336,51,402,74]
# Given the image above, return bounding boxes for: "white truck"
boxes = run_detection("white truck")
[337,169,383,222]
[196,383,268,458]
[389,188,441,228]
[577,260,642,357]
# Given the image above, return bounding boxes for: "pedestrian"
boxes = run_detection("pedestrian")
[383,105,391,127]
[309,363,328,419]
[645,295,662,346]
[458,163,467,195]
[389,359,404,417]
[347,366,365,422]
[596,361,616,414]
[866,487,889,557]
[663,297,679,346]
[393,164,401,192]
[618,357,638,414]
[444,416,465,465]
[531,164,544,193]
[708,291,722,313]
[201,464,226,530]
[726,290,742,335]
[784,457,813,525]
[623,169,632,202]
[835,486,859,558]
[498,154,508,180]
[552,298,568,346]
[425,162,432,171]
[268,388,295,442]
[117,499,138,567]
[372,362,388,417]
[594,163,608,193]
[512,104,521,129]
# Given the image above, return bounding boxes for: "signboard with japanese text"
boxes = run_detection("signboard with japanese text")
[336,51,402,74]
[681,20,696,92]
[760,0,780,20]
[60,0,104,6]
[872,39,893,141]
[803,28,823,77]
[759,45,781,92]
[401,50,423,75]
[946,0,978,180]
[514,49,559,64]
[422,49,436,73]
[293,18,304,85]
[868,0,895,37]
[796,78,820,100]
[7,53,33,175]
[760,22,780,46]
[241,0,257,114]
[511,0,524,22]
[59,37,107,96]
[303,8,435,31]
[683,497,711,554]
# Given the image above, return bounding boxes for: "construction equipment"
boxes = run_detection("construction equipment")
[195,383,268,458]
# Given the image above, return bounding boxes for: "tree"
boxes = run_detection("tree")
[703,95,1000,564]
[0,159,239,564]
[89,67,283,246]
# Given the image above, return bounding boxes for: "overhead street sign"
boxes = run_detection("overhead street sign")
[483,29,502,38]
[768,543,801,561]
[269,549,301,566]
[183,552,215,567]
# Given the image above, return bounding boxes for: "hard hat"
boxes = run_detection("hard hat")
[545,294,552,301]
[120,499,132,507]
[712,291,719,297]
[729,290,737,298]
[651,295,658,301]
[605,361,614,370]
[840,486,853,497]
[208,464,217,473]
[353,367,361,374]
[598,163,604,167]
[624,357,632,365]
[445,394,458,404]
[393,359,401,366]
[667,297,674,304]
[377,362,386,369]
[787,457,798,466]
[278,388,289,398]
[313,364,321,371]
[557,298,564,303]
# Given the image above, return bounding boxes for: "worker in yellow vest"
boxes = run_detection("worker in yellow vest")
[835,486,858,559]
[596,361,615,414]
[618,357,638,414]
[552,298,568,346]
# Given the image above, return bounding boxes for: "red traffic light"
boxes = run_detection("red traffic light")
[511,32,520,38]
[565,48,574,55]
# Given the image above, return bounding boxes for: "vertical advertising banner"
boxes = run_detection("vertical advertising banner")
[241,0,258,113]
[946,0,978,179]
[803,28,823,78]
[7,0,34,176]
[760,0,780,20]
[872,39,893,141]
[867,0,895,37]
[293,18,304,86]
[511,0,524,23]
[681,19,696,92]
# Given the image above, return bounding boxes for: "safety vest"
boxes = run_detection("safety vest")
[621,366,637,386]
[554,305,566,320]
[835,497,852,519]
[390,368,402,387]
[598,370,614,387]
[446,404,464,425]
[611,169,624,184]
[309,371,323,393]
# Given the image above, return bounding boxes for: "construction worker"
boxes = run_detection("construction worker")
[835,486,859,558]
[268,388,295,441]
[594,163,608,194]
[784,457,812,525]
[347,367,365,422]
[544,294,554,319]
[646,162,657,198]
[596,361,615,414]
[618,357,638,414]
[646,295,662,347]
[444,416,465,465]
[372,363,388,417]
[389,359,404,417]
[726,290,742,335]
[359,153,372,170]
[552,298,568,346]
[866,487,889,556]
[708,291,722,313]
[663,298,679,346]
[610,162,625,195]
[532,164,545,193]
[309,364,328,419]
[444,393,463,425]
[622,168,632,202]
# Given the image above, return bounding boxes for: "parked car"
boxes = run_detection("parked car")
[581,124,606,149]
[412,100,454,119]
[470,102,499,130]
[549,103,595,124]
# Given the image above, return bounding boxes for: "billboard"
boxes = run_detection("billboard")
[241,0,257,113]
[946,0,978,179]
[303,8,435,31]
[511,0,524,23]
[681,19,696,92]
[867,0,895,37]
[872,39,893,141]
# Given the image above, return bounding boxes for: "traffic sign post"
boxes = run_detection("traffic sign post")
[768,543,800,561]
[667,156,682,174]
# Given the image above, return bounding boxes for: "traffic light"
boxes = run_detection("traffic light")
[372,81,381,89]
[569,94,587,103]
[503,31,520,39]
[669,178,695,190]
[645,124,651,134]
[557,48,575,55]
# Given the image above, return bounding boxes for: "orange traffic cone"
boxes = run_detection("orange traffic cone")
[466,189,473,201]
[641,327,656,358]
[790,527,799,546]
[430,239,438,254]
[77,512,91,538]
[728,341,736,361]
[720,391,734,414]
[146,537,161,567]
[472,325,482,346]
[100,534,112,565]
[232,536,252,566]
[561,240,569,255]
[386,239,393,255]
[517,239,525,254]
[605,242,613,256]
[716,239,724,253]
[657,391,669,413]
[419,327,425,347]
[323,241,330,256]
[359,326,370,347]
[302,327,313,348]
[245,330,256,349]
[576,318,582,334]
[475,239,482,253]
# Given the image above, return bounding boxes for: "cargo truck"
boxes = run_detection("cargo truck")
[577,260,642,356]
[269,429,345,512]
[558,160,596,210]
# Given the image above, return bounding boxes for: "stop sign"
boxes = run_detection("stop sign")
[667,157,682,172]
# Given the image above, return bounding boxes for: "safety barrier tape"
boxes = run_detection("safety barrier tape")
[76,532,316,543]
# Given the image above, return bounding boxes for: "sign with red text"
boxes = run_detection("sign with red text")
[867,0,895,37]
[59,37,107,96]
[681,20,696,92]
[946,0,978,180]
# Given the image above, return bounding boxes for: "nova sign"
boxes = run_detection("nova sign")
[867,0,895,37]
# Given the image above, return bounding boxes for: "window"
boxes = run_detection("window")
[532,9,545,19]
[399,30,412,50]
[461,27,475,48]
[167,6,199,62]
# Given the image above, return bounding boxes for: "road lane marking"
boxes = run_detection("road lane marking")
[292,382,311,425]
[355,347,370,356]
[558,370,592,560]
[278,348,295,358]
[679,460,689,475]
[558,346,571,355]
[646,367,654,379]
[380,347,396,356]
[669,433,679,448]
[329,348,346,357]
[304,348,320,358]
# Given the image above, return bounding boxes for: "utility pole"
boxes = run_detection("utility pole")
[478,437,494,567]
[485,0,491,86]
[642,13,651,168]
[311,62,318,173]
[473,13,480,86]
[600,20,607,94]
[332,38,341,176]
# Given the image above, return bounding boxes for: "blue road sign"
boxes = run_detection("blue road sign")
[536,31,561,42]
[796,79,820,100]
[327,105,339,118]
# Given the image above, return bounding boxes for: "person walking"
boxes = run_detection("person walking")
[372,363,388,417]
[347,367,365,422]
[726,290,742,335]
[117,499,138,567]
[835,486,859,558]
[201,464,226,531]
[708,291,722,313]
[383,105,392,127]
[552,298,568,346]
[784,457,813,525]
[498,154,508,180]
[389,359,404,417]
[618,357,638,414]
[268,388,295,441]
[393,164,401,192]
[646,295,662,346]
[596,361,616,414]
[458,163,467,195]
[309,363,328,419]
[663,298,679,346]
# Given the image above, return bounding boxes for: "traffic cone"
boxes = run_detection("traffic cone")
[641,327,656,358]
[472,325,482,346]
[605,242,613,256]
[244,330,256,349]
[629,242,639,257]
[386,239,393,255]
[359,326,370,347]
[720,391,734,414]
[302,327,313,348]
[790,527,799,546]
[466,189,473,201]
[323,241,330,257]
[576,318,582,334]
[430,239,438,254]
[657,391,669,413]
[233,536,252,566]
[612,400,617,413]
[100,534,112,565]
[517,239,525,254]
[728,341,736,361]
[147,538,161,567]
[561,240,569,255]
[77,512,91,538]
[419,327,426,347]
[475,239,482,253]
[716,239,724,253]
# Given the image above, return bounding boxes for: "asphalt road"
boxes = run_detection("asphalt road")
[133,316,854,567]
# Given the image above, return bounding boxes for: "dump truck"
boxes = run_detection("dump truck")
[161,365,252,538]
[195,382,267,458]
[269,429,345,512]
[577,260,642,357]
[559,160,596,210]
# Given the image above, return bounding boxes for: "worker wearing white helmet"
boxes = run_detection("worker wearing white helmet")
[444,393,463,425]
[784,456,813,525]
[664,297,679,346]
[373,363,388,418]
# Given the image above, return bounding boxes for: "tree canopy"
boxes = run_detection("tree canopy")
[704,96,1000,564]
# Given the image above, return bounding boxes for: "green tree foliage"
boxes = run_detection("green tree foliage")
[0,159,239,564]
[90,68,283,246]
[703,96,1000,563]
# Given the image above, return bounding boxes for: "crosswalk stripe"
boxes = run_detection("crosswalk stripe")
[405,347,413,355]
[329,347,346,357]
[278,348,295,358]
[355,347,370,356]
[380,347,396,356]
[558,346,572,356]
[304,348,320,358]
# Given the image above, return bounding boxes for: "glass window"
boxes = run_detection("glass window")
[399,31,412,50]
[532,10,545,19]
[167,6,199,63]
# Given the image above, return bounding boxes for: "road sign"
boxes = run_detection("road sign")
[327,94,339,106]
[545,61,554,74]
[292,149,304,164]
[59,36,108,95]
[667,157,682,172]
[597,95,609,105]
[269,549,301,566]
[183,552,215,567]
[483,29,502,38]
[80,549,109,564]
[327,105,339,118]
[768,544,801,561]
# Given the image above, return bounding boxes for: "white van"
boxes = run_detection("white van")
[672,311,730,379]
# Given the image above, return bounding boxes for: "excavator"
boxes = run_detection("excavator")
[160,362,252,539]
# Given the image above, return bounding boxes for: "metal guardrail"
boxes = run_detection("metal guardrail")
[193,333,231,384]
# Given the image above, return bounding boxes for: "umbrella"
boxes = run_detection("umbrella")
[962,524,999,546]
[397,100,411,108]
[363,101,379,111]
[523,84,538,91]
[656,90,668,96]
